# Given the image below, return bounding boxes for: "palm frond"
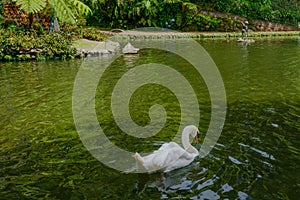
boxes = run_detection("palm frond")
[48,0,76,23]
[48,0,91,24]
[13,0,46,14]
[72,0,92,16]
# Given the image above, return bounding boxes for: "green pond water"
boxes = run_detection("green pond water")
[1,38,299,199]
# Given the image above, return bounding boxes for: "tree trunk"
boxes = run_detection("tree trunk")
[28,13,33,28]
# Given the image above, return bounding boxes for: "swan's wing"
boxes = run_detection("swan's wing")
[160,143,198,172]
[152,142,187,169]
[164,151,195,172]
[140,142,197,172]
[140,142,181,171]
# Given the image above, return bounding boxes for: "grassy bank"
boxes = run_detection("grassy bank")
[113,30,300,39]
[197,31,300,38]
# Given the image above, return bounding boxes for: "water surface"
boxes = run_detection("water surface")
[0,38,299,199]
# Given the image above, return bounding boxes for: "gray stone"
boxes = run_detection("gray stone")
[122,42,139,54]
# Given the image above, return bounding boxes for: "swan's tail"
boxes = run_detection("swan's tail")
[134,152,147,172]
[134,152,144,164]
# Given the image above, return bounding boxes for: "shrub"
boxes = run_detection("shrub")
[0,27,76,61]
[190,14,239,32]
[60,25,107,41]
[0,25,107,61]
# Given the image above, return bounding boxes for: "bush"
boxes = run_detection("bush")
[84,0,299,29]
[83,0,182,30]
[0,27,75,61]
[189,14,239,32]
[0,25,107,61]
[60,25,107,41]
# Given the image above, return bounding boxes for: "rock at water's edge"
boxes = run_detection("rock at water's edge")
[122,42,139,54]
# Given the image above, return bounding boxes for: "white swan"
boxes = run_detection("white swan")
[134,125,200,173]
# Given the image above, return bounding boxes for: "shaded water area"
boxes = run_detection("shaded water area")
[1,38,299,199]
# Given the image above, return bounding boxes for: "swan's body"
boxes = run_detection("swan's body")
[134,125,199,173]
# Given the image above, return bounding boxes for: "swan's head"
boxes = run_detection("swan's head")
[184,125,200,144]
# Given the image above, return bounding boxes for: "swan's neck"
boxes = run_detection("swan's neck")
[181,129,197,154]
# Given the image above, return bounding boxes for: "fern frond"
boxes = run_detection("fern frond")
[49,0,76,23]
[72,0,92,16]
[48,0,91,24]
[13,0,46,14]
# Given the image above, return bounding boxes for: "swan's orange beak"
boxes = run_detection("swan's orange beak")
[195,131,200,144]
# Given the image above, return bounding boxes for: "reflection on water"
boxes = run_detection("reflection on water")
[0,38,299,199]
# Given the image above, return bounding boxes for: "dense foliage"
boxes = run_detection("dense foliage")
[0,26,107,61]
[8,0,91,24]
[1,0,299,30]
[0,27,74,61]
[83,0,299,29]
[84,0,183,29]
[199,0,299,27]
[188,14,241,32]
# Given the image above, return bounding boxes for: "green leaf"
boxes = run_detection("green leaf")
[13,0,46,14]
[72,0,92,16]
[184,2,197,11]
[47,0,92,24]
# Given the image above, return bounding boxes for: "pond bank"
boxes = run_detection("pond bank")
[73,30,300,57]
[72,39,120,57]
[108,30,300,39]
